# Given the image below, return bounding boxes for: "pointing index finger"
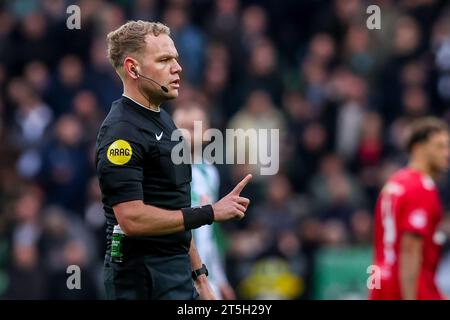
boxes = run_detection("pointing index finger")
[232,174,252,195]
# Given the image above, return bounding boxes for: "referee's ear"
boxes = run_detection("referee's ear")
[124,57,139,79]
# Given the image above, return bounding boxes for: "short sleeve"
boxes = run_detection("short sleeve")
[400,189,434,237]
[96,122,146,206]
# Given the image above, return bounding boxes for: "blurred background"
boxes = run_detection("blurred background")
[1,0,450,299]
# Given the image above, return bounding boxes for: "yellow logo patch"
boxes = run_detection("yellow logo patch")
[107,140,132,165]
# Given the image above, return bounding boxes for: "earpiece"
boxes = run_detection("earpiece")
[131,66,138,77]
[132,65,168,93]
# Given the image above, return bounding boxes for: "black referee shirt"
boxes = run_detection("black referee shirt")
[96,96,192,257]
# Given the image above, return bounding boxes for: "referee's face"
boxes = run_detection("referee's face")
[140,33,182,100]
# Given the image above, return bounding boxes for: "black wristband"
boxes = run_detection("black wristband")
[181,205,215,231]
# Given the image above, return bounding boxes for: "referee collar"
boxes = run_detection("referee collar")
[122,94,161,114]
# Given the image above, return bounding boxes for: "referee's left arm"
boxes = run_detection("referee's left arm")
[188,237,216,300]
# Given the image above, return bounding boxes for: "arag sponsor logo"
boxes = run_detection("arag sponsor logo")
[107,139,133,165]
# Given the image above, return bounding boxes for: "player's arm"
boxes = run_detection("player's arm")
[398,185,435,300]
[112,175,252,236]
[188,237,216,300]
[399,232,423,300]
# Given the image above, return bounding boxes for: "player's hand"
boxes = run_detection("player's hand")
[212,174,252,222]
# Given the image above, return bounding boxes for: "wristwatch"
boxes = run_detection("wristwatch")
[192,264,208,280]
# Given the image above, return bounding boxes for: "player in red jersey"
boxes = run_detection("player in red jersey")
[370,117,450,300]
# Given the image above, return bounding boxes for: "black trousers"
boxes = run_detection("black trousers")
[104,253,199,300]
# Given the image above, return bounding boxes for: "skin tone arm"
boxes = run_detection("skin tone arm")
[113,200,185,236]
[113,174,252,236]
[189,238,216,300]
[399,232,423,300]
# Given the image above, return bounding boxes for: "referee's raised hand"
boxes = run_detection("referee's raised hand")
[212,174,252,221]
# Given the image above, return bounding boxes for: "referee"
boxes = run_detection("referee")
[96,21,251,300]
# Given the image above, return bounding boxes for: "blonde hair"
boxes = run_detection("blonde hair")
[106,20,170,75]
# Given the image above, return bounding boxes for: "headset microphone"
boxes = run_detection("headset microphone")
[133,69,169,93]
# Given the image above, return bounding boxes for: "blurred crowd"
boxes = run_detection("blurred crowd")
[1,0,450,299]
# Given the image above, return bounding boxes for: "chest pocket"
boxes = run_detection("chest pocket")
[157,141,192,187]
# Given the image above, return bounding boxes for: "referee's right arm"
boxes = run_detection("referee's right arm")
[113,174,252,236]
[98,122,251,237]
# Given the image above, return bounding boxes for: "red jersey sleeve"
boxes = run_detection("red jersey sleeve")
[399,187,434,237]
